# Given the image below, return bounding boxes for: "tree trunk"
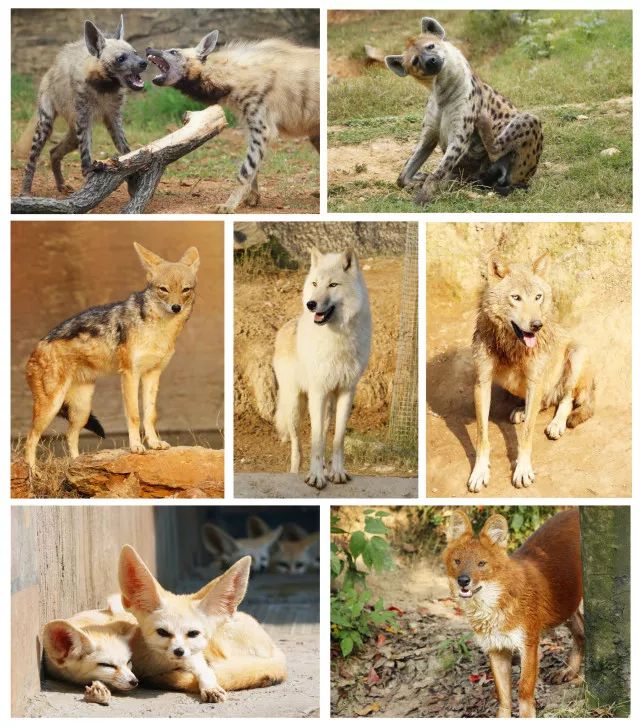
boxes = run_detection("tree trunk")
[580,506,630,715]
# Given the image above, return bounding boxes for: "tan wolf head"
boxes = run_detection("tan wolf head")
[202,520,282,573]
[134,242,200,316]
[43,617,138,690]
[119,545,250,666]
[385,17,448,86]
[482,253,552,349]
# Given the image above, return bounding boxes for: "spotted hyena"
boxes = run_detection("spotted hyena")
[385,17,543,205]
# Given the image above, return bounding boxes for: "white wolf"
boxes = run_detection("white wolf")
[273,247,372,489]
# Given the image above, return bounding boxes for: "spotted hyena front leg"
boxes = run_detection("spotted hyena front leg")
[397,102,440,189]
[414,124,473,205]
[21,99,56,195]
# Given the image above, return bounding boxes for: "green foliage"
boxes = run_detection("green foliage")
[331,509,397,657]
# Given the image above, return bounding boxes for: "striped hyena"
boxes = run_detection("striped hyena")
[385,17,543,205]
[21,15,147,196]
[146,31,320,213]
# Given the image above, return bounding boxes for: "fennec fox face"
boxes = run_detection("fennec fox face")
[202,522,282,573]
[303,247,363,326]
[134,242,199,315]
[272,533,320,574]
[85,17,147,92]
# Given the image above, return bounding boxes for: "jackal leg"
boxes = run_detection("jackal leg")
[65,383,96,458]
[121,370,145,454]
[21,100,55,195]
[74,100,93,177]
[489,650,513,718]
[50,129,79,193]
[551,609,584,684]
[328,387,355,484]
[25,381,70,470]
[305,388,328,489]
[468,357,493,492]
[512,381,543,487]
[141,368,170,450]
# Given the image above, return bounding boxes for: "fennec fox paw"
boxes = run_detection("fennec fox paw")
[467,458,490,492]
[545,419,566,440]
[84,681,111,705]
[305,471,327,490]
[200,685,227,703]
[129,443,147,455]
[512,457,535,487]
[510,407,525,424]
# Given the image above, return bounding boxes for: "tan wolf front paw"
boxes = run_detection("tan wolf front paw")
[129,443,147,455]
[468,458,490,492]
[84,680,111,705]
[200,685,227,703]
[545,419,566,440]
[512,457,535,487]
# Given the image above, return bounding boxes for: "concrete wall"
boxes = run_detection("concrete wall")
[11,220,224,439]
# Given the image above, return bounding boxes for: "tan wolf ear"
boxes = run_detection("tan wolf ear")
[180,246,200,273]
[119,544,164,613]
[489,258,509,280]
[202,523,239,558]
[133,242,165,275]
[309,246,323,268]
[198,556,251,618]
[532,252,549,276]
[43,620,95,661]
[480,514,509,549]
[447,510,473,542]
[342,248,359,272]
[195,30,219,61]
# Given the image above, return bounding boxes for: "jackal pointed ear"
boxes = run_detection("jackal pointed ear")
[342,248,359,272]
[480,514,509,549]
[133,241,165,274]
[447,510,473,542]
[385,55,407,77]
[198,556,251,618]
[115,14,125,40]
[532,251,549,276]
[309,246,323,267]
[180,246,200,273]
[43,620,96,661]
[489,258,509,280]
[202,523,239,558]
[421,17,446,39]
[119,544,164,613]
[85,20,107,58]
[195,30,219,61]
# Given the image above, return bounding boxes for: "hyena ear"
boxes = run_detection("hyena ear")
[85,20,107,58]
[447,510,473,542]
[195,30,219,61]
[202,523,239,558]
[180,246,200,274]
[119,545,164,613]
[198,556,251,618]
[480,515,509,549]
[309,246,323,268]
[43,620,95,661]
[115,14,125,40]
[421,17,446,39]
[385,55,408,77]
[532,251,549,276]
[342,248,359,272]
[489,258,509,280]
[133,241,165,273]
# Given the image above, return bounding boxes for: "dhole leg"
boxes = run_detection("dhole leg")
[25,385,69,470]
[513,383,543,487]
[489,649,513,717]
[551,610,584,683]
[468,367,493,492]
[328,387,354,484]
[65,383,95,458]
[518,641,539,718]
[121,370,145,454]
[305,388,328,489]
[141,369,170,450]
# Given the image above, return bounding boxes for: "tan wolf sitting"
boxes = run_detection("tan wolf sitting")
[468,254,595,491]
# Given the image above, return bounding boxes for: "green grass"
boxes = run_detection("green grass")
[328,10,632,213]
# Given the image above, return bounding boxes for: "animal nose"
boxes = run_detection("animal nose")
[139,60,148,70]
[171,304,182,313]
[457,574,471,588]
[173,647,184,657]
[306,300,317,311]
[530,319,543,332]
[130,677,139,687]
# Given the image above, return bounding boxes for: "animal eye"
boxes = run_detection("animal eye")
[454,558,461,565]
[182,287,191,293]
[478,560,487,567]
[312,281,317,287]
[98,663,116,669]
[426,44,435,50]
[170,49,178,56]
[158,286,169,293]
[535,293,542,300]
[117,54,127,63]
[186,630,200,638]
[328,282,338,288]
[156,628,171,638]
[511,294,521,301]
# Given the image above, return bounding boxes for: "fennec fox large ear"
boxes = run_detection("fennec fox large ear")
[422,17,446,39]
[180,246,200,274]
[195,30,219,61]
[198,556,251,618]
[246,515,271,537]
[85,20,107,58]
[119,544,164,613]
[480,514,509,549]
[133,241,165,275]
[342,248,359,272]
[115,14,125,40]
[385,55,407,77]
[202,523,239,558]
[447,510,473,542]
[532,251,549,276]
[309,246,324,268]
[43,620,95,661]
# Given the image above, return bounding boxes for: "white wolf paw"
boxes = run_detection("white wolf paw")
[467,459,490,492]
[545,419,566,440]
[84,681,111,705]
[147,440,171,450]
[305,471,328,490]
[129,443,147,455]
[328,468,351,484]
[200,685,227,703]
[510,407,525,424]
[512,458,535,487]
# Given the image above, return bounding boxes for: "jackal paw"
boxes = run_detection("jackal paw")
[545,419,566,440]
[468,459,490,492]
[512,458,535,487]
[305,471,327,490]
[84,681,111,705]
[129,443,146,455]
[328,468,351,484]
[549,666,581,684]
[510,407,525,424]
[147,440,170,451]
[200,685,227,703]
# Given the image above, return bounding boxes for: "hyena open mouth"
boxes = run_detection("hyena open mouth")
[511,321,537,348]
[123,73,145,91]
[146,51,169,85]
[313,306,335,325]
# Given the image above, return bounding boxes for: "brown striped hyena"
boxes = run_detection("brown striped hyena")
[21,15,147,196]
[385,17,543,205]
[146,31,320,213]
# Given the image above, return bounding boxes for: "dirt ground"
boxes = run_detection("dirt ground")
[331,559,583,718]
[11,129,319,214]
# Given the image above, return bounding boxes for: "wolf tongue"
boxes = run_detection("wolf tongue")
[314,312,324,322]
[523,332,537,348]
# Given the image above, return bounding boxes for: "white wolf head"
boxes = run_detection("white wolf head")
[302,247,368,327]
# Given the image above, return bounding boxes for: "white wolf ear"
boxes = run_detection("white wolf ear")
[422,17,446,39]
[85,21,107,58]
[195,30,219,61]
[43,620,96,661]
[198,556,251,618]
[447,510,472,542]
[385,55,407,77]
[119,545,164,613]
[202,523,239,558]
[342,248,358,272]
[115,14,125,40]
[133,241,165,274]
[489,258,509,280]
[532,252,549,276]
[480,514,509,549]
[180,246,200,274]
[309,246,323,268]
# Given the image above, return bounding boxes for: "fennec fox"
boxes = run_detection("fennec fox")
[146,32,319,212]
[21,15,147,195]
[119,545,287,702]
[202,520,283,573]
[25,242,199,470]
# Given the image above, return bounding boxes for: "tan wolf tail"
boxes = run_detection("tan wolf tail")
[13,114,37,159]
[567,378,596,429]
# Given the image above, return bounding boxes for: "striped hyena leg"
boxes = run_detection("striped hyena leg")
[50,129,79,193]
[74,100,94,178]
[103,111,141,198]
[414,123,473,205]
[21,98,56,195]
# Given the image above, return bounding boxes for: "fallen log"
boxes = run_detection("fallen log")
[11,105,227,214]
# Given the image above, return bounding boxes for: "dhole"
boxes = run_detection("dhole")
[443,509,583,718]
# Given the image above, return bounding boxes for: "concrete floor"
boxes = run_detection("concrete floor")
[234,472,419,498]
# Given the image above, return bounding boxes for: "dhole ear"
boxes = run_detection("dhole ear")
[180,246,200,274]
[422,17,446,39]
[43,620,95,661]
[115,14,125,40]
[447,510,472,542]
[198,556,251,618]
[342,248,358,272]
[118,544,164,613]
[85,21,107,58]
[309,246,323,267]
[133,242,165,274]
[489,258,509,280]
[385,55,407,77]
[195,30,219,61]
[480,515,509,549]
[246,515,271,538]
[202,523,239,557]
[532,252,549,276]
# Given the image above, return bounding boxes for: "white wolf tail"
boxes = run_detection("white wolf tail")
[274,367,301,443]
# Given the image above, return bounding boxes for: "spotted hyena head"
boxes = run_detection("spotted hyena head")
[385,17,448,84]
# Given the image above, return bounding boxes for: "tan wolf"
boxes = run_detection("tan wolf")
[468,253,595,491]
[119,545,287,702]
[25,242,199,471]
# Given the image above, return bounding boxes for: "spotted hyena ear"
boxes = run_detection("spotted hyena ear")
[447,510,473,542]
[532,252,549,276]
[195,30,219,61]
[385,55,407,77]
[421,17,446,39]
[85,20,106,58]
[480,514,509,549]
[115,14,125,40]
